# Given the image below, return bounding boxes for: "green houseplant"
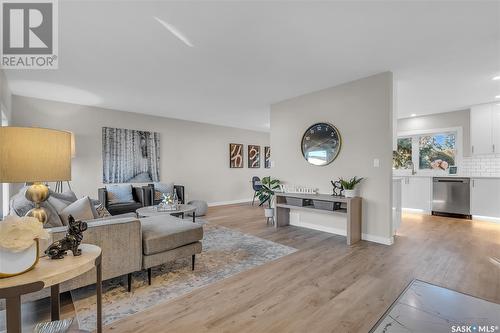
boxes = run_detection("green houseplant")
[339,176,364,198]
[256,176,281,218]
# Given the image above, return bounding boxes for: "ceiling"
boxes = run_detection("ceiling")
[5,1,500,132]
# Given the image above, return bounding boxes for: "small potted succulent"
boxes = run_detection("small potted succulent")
[256,176,281,218]
[339,176,364,198]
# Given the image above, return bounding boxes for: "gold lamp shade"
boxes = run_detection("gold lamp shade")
[0,127,72,224]
[0,127,71,183]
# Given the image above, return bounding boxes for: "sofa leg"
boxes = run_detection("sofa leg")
[192,254,195,271]
[147,268,152,285]
[127,273,132,292]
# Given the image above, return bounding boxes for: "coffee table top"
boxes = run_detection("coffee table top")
[136,204,196,217]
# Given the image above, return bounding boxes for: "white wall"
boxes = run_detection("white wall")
[270,72,394,244]
[12,95,270,205]
[398,109,471,156]
[0,69,11,217]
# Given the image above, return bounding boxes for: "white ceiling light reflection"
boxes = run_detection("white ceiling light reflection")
[9,81,102,106]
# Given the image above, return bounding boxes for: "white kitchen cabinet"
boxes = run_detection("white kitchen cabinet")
[470,104,494,155]
[492,104,500,153]
[401,177,432,211]
[471,178,500,218]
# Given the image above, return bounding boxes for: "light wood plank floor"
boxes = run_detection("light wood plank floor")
[2,203,500,332]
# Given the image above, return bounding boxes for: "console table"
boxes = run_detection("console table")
[0,244,102,333]
[275,193,362,245]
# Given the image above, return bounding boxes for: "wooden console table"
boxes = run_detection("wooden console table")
[275,193,362,245]
[0,244,102,333]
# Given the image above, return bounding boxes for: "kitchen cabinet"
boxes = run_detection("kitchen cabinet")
[471,178,500,218]
[470,104,494,155]
[401,177,432,211]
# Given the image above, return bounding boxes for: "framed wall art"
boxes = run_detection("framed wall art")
[229,143,244,168]
[248,145,260,168]
[264,146,271,168]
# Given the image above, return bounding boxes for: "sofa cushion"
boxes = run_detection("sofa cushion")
[59,196,95,225]
[141,215,203,255]
[153,182,174,198]
[107,201,142,216]
[106,184,134,205]
[47,190,78,213]
[9,187,63,228]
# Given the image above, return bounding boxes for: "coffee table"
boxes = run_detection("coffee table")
[136,204,197,222]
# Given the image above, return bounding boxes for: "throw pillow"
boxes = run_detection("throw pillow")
[154,182,174,198]
[9,187,64,228]
[105,184,134,205]
[59,196,95,225]
[95,203,112,218]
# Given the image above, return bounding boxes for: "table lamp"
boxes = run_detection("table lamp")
[0,127,72,224]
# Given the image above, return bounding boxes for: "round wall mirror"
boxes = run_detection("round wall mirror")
[301,122,341,166]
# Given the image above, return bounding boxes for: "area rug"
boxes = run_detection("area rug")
[71,221,297,331]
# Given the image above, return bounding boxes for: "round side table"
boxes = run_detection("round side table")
[0,244,103,333]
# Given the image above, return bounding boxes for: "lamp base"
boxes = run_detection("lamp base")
[24,182,50,224]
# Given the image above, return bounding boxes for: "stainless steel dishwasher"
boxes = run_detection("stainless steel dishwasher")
[432,177,471,219]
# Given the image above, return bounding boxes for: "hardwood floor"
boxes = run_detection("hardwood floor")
[2,203,499,332]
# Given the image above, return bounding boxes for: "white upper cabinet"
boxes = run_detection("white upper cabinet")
[470,104,494,155]
[492,103,500,154]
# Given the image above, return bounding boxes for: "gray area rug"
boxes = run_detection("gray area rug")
[71,222,297,331]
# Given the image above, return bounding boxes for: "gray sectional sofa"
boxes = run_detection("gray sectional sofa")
[5,187,204,305]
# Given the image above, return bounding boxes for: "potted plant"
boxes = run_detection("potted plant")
[256,176,281,218]
[339,176,364,198]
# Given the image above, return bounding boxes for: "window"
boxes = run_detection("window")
[418,133,456,170]
[393,137,412,169]
[394,129,458,172]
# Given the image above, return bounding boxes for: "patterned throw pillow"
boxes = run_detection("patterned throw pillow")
[154,190,165,201]
[95,203,112,218]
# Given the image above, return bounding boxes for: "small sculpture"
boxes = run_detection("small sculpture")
[45,215,87,259]
[331,179,343,196]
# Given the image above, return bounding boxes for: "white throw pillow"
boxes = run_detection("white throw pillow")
[59,196,95,225]
[105,184,134,205]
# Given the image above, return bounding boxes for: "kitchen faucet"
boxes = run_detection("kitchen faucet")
[405,161,417,175]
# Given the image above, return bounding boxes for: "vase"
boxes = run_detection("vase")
[264,208,274,218]
[0,239,39,278]
[343,189,358,198]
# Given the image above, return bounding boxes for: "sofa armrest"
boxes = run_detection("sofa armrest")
[133,186,146,206]
[98,188,107,208]
[48,217,142,285]
[174,185,185,204]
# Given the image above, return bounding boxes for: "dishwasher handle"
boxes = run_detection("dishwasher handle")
[433,178,470,184]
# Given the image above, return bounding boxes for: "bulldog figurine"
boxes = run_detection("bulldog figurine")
[45,215,88,259]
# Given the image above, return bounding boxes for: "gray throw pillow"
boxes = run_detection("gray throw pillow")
[154,182,174,197]
[9,187,64,228]
[105,184,134,205]
[59,196,95,225]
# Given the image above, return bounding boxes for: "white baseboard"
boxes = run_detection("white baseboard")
[472,215,500,223]
[290,221,347,236]
[403,208,431,214]
[207,199,251,207]
[290,221,393,245]
[362,233,394,245]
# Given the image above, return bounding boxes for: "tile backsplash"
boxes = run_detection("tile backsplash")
[460,154,500,177]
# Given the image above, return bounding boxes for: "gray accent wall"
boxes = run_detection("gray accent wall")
[270,72,394,244]
[11,95,270,205]
[397,109,471,156]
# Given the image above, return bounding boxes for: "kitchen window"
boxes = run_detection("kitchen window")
[394,128,460,172]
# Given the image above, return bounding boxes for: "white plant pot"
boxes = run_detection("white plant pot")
[264,208,274,218]
[343,189,358,198]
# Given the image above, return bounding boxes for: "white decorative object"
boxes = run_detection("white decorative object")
[0,215,48,278]
[281,184,317,194]
[343,189,358,198]
[264,208,274,218]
